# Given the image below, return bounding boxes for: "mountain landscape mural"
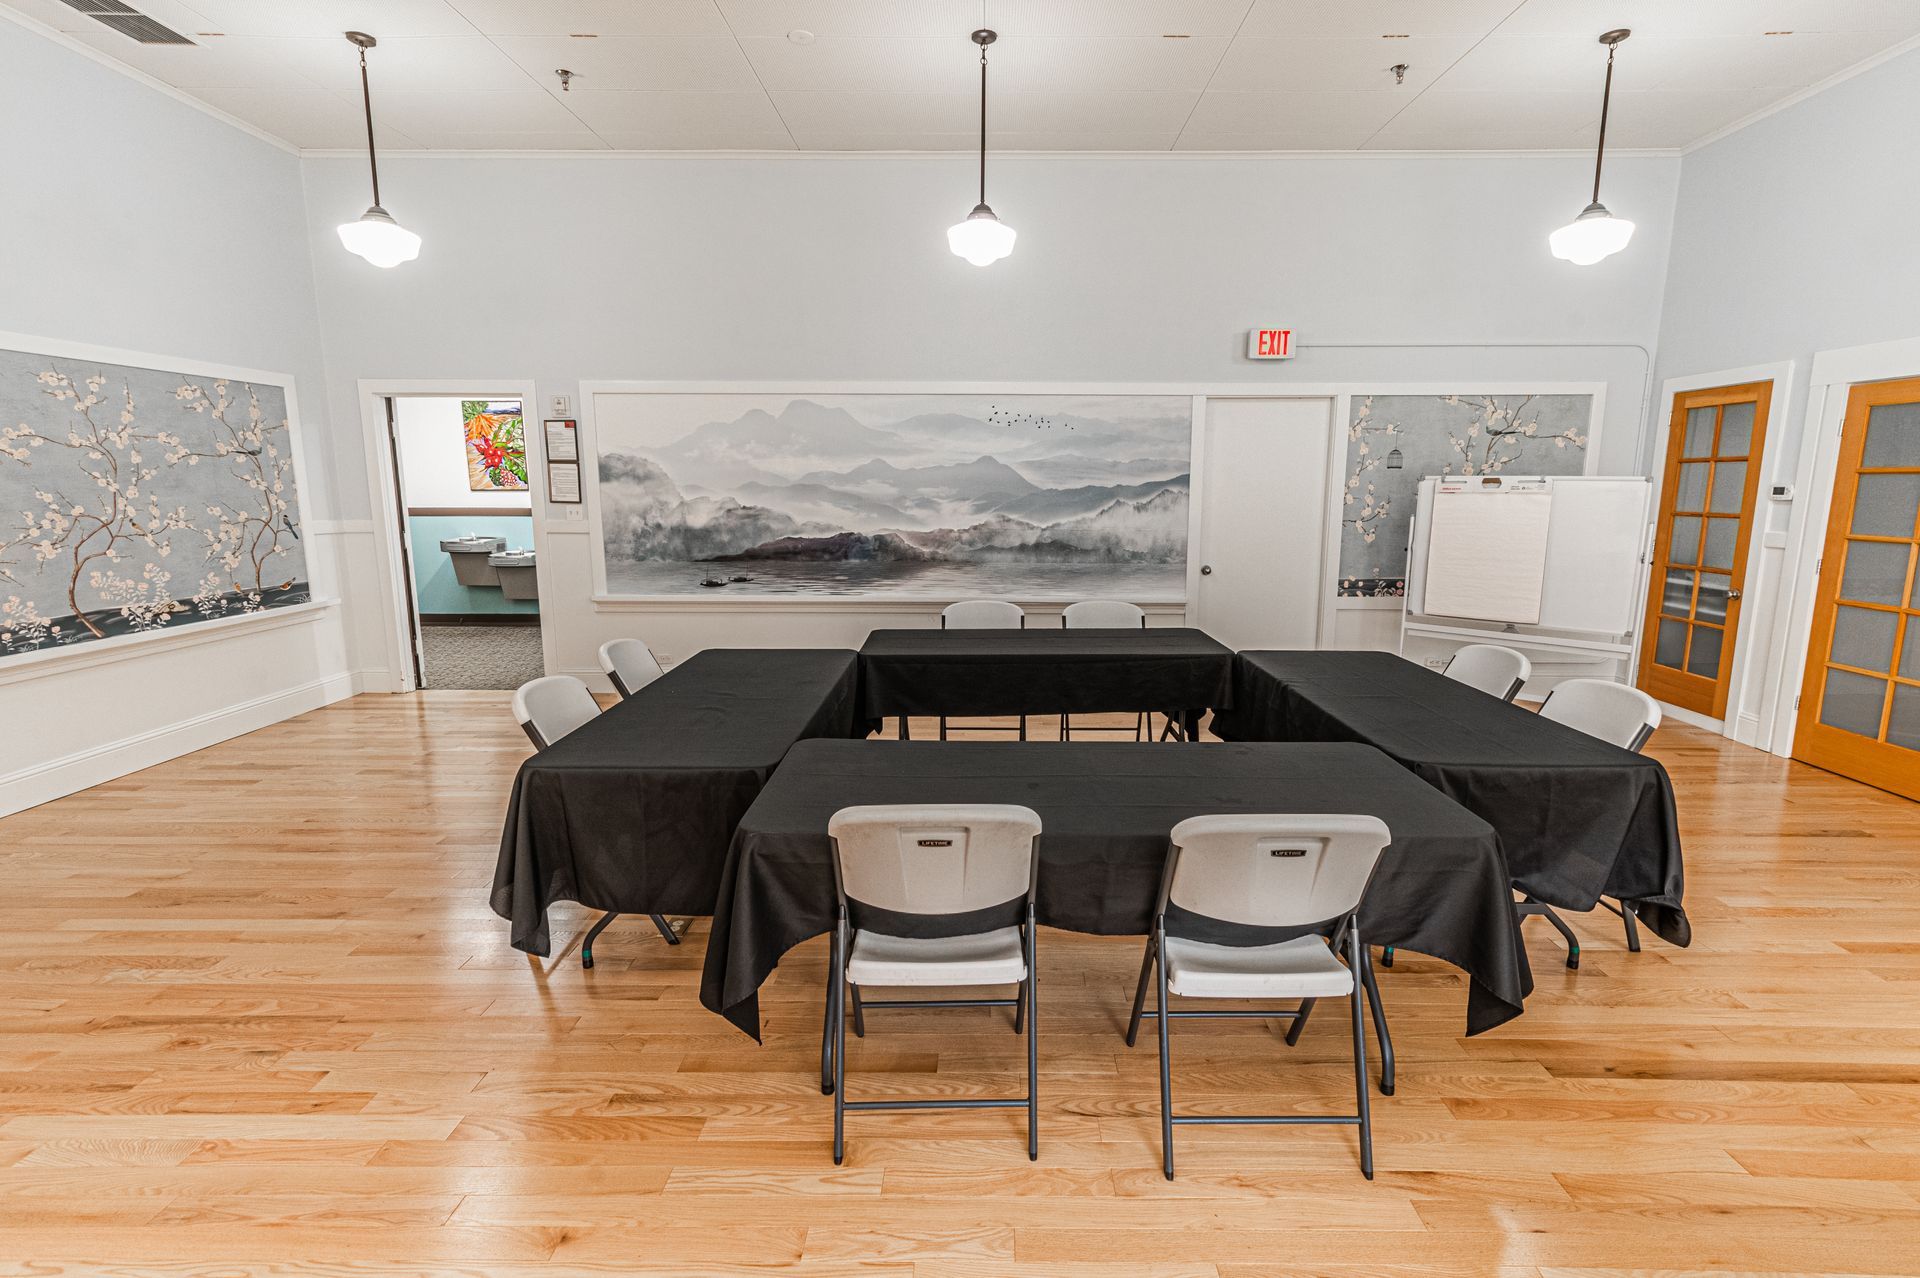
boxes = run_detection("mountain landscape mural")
[592,393,1192,597]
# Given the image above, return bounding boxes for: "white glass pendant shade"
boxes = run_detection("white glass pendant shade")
[1549,201,1635,266]
[948,204,1016,267]
[337,205,422,268]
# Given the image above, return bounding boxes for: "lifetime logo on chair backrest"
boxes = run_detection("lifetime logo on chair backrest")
[830,805,1042,916]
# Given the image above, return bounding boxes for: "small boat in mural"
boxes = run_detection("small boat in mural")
[728,574,754,583]
[698,576,727,588]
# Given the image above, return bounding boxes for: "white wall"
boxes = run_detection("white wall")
[0,19,351,814]
[1652,45,1920,750]
[394,396,530,510]
[300,150,1680,685]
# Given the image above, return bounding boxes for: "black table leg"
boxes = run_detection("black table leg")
[820,940,837,1096]
[1358,943,1395,1096]
[1180,709,1200,742]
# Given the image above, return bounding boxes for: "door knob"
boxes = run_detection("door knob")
[1200,565,1213,575]
[1728,588,1742,600]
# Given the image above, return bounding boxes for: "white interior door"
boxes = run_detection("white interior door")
[1191,397,1333,650]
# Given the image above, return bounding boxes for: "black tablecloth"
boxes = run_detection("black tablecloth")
[491,649,863,956]
[701,740,1531,1041]
[1210,651,1689,946]
[857,627,1233,719]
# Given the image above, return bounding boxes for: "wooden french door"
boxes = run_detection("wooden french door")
[1793,377,1920,799]
[1637,382,1772,718]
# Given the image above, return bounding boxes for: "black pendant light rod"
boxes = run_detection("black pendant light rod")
[1591,29,1630,207]
[348,31,382,208]
[973,28,996,210]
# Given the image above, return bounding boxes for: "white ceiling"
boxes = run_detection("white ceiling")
[13,0,1920,152]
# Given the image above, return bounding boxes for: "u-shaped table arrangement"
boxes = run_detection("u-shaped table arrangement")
[491,626,1690,1078]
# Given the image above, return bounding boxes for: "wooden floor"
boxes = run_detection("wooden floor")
[3,693,1919,1275]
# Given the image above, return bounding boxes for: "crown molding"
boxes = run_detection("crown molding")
[0,5,298,156]
[1682,30,1920,155]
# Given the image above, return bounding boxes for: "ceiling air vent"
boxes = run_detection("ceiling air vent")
[57,0,195,44]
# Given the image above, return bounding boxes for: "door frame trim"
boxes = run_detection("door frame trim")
[1769,335,1920,757]
[1644,363,1793,744]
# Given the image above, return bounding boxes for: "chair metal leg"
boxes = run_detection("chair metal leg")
[1125,936,1155,1047]
[1284,998,1317,1046]
[647,913,680,945]
[1133,712,1145,741]
[581,911,619,969]
[1025,921,1039,1161]
[939,715,948,741]
[850,982,866,1038]
[1357,941,1395,1097]
[897,715,909,740]
[1018,714,1027,741]
[1519,897,1582,969]
[1380,945,1394,968]
[832,923,848,1164]
[1156,929,1174,1180]
[1348,928,1374,1180]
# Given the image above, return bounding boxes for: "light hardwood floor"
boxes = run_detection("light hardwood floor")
[2,692,1918,1275]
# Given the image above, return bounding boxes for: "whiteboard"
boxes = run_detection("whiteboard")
[1423,482,1553,624]
[1406,475,1652,637]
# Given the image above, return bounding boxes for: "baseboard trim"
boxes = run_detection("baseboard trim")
[0,671,357,817]
[420,613,542,627]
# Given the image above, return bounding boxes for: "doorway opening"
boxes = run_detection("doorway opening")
[381,393,544,690]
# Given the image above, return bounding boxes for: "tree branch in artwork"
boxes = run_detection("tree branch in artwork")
[0,370,296,643]
[1435,395,1587,477]
[1342,395,1402,547]
[173,380,299,610]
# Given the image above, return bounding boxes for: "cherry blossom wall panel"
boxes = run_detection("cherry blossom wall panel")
[0,342,309,658]
[1337,393,1595,599]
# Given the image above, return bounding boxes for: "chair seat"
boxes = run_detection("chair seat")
[1164,934,1354,999]
[847,926,1027,987]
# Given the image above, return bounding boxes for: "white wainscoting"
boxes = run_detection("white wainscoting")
[0,526,363,816]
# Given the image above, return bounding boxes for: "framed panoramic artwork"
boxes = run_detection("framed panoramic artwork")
[1336,391,1599,598]
[463,398,528,492]
[0,336,311,660]
[586,389,1194,599]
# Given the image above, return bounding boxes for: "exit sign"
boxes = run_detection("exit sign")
[1247,328,1296,359]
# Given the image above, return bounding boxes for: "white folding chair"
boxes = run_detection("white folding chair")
[511,675,600,750]
[1441,643,1531,702]
[926,600,1027,741]
[598,637,664,699]
[1060,600,1149,740]
[1520,678,1664,966]
[1538,678,1662,750]
[824,804,1043,1164]
[1125,814,1391,1180]
[511,675,679,965]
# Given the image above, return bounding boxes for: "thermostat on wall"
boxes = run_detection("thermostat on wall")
[1769,484,1794,501]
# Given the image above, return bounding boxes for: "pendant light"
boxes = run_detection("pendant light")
[1550,29,1634,266]
[947,28,1016,266]
[337,31,422,268]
